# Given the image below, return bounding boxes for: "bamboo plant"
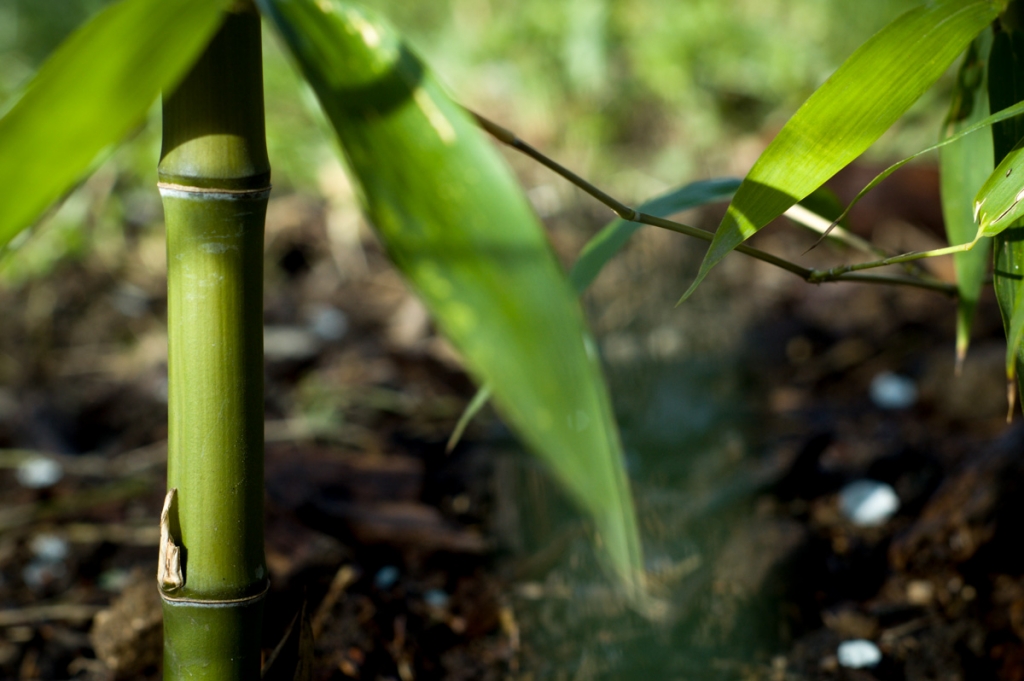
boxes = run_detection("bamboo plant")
[0,0,653,676]
[7,0,1024,677]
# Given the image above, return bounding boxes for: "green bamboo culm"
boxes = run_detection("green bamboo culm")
[157,3,270,679]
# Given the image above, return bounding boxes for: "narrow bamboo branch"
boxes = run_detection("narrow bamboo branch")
[636,212,809,276]
[472,114,641,221]
[644,213,957,295]
[806,241,976,282]
[158,4,269,679]
[786,203,948,287]
[471,111,958,298]
[819,272,959,294]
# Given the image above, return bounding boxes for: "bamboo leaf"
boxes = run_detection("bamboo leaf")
[975,136,1024,235]
[257,0,645,597]
[989,27,1024,416]
[680,0,1000,302]
[940,29,994,367]
[0,0,232,249]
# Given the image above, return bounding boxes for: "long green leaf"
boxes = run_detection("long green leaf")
[0,0,231,249]
[680,0,1001,302]
[989,27,1024,416]
[941,29,994,368]
[257,0,645,597]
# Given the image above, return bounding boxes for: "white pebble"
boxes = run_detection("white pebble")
[22,559,67,589]
[870,371,917,409]
[110,283,150,319]
[374,565,400,590]
[16,457,63,489]
[153,375,169,403]
[264,326,320,362]
[837,639,882,669]
[308,305,348,342]
[98,568,132,592]
[423,589,450,608]
[839,480,900,527]
[29,534,68,562]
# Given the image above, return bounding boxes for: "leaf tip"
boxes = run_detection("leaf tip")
[678,263,714,306]
[675,284,697,307]
[444,431,459,454]
[955,315,973,377]
[1008,379,1017,424]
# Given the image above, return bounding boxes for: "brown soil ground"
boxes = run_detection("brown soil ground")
[1,161,1022,680]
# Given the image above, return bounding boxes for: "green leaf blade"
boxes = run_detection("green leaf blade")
[940,29,994,366]
[258,0,645,597]
[0,0,232,249]
[681,0,999,301]
[975,139,1024,236]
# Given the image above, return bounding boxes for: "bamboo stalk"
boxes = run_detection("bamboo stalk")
[157,4,270,679]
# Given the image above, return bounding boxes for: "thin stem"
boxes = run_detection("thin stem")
[647,211,955,294]
[806,241,976,283]
[472,111,959,298]
[636,212,809,277]
[472,114,641,221]
[785,203,947,286]
[821,272,960,295]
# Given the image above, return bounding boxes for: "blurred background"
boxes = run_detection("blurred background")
[0,0,937,284]
[5,1,1024,680]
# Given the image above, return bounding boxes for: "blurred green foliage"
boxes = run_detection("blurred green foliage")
[370,0,928,184]
[0,0,111,99]
[0,0,933,282]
